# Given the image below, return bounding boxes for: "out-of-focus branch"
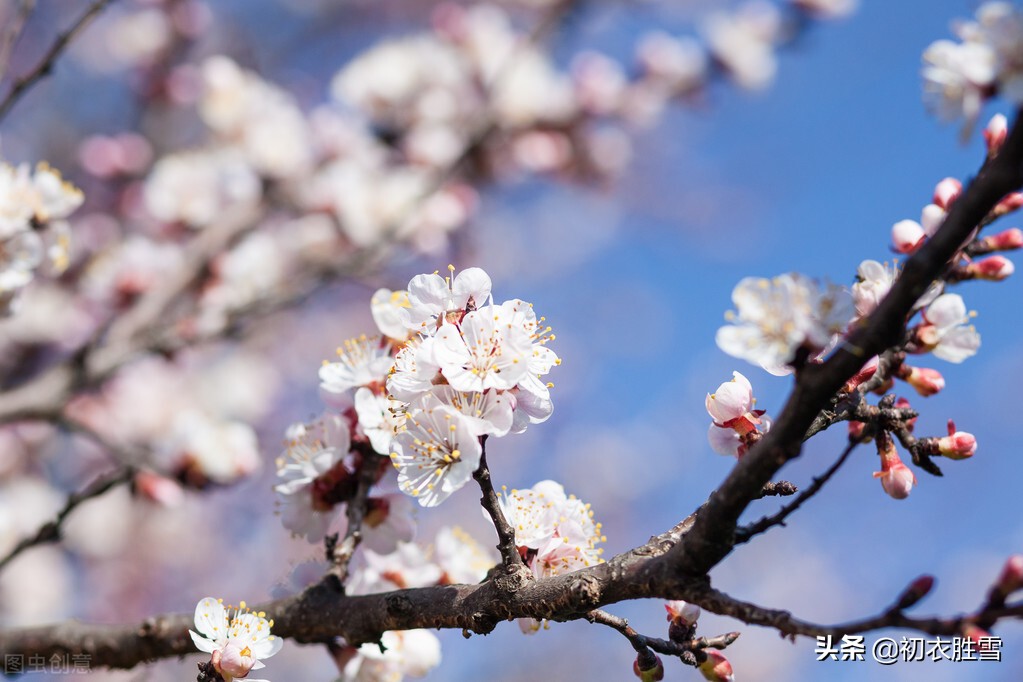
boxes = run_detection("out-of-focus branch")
[0,202,262,424]
[0,464,134,572]
[0,0,115,121]
[0,0,36,82]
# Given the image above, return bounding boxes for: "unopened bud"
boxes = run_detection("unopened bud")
[633,651,664,681]
[134,470,184,506]
[966,255,1015,281]
[981,227,1023,251]
[933,177,962,210]
[895,575,935,610]
[843,356,878,393]
[892,219,925,254]
[874,433,916,499]
[900,366,945,397]
[962,624,994,649]
[848,420,868,442]
[699,650,735,682]
[920,203,946,236]
[937,420,976,460]
[995,555,1023,596]
[984,113,1008,155]
[993,192,1023,217]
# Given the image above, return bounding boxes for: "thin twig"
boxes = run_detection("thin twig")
[473,440,524,571]
[0,0,36,82]
[329,450,385,587]
[734,441,858,545]
[0,0,115,121]
[0,464,134,572]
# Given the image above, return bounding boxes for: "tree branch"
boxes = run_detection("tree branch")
[0,464,134,572]
[658,106,1023,579]
[0,0,114,121]
[735,441,858,544]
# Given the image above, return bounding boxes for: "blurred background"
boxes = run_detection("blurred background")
[0,0,1020,680]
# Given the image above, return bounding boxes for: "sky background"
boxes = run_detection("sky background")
[4,1,1023,681]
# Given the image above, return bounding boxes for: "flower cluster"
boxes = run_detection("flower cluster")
[496,480,605,633]
[0,159,82,314]
[190,597,282,682]
[383,267,559,506]
[923,2,1023,132]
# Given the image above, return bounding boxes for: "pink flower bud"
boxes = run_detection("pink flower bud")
[874,438,916,499]
[896,575,935,610]
[996,555,1023,596]
[938,420,976,459]
[134,470,184,506]
[699,650,735,682]
[933,177,962,210]
[843,356,878,393]
[212,641,257,679]
[892,219,925,253]
[981,227,1023,251]
[963,624,994,650]
[984,113,1008,154]
[920,203,946,236]
[848,420,868,442]
[994,192,1023,217]
[967,255,1015,280]
[633,652,664,681]
[902,366,945,397]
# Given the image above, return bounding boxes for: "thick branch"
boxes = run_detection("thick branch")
[660,108,1023,579]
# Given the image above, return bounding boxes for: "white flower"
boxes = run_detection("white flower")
[348,541,442,594]
[922,39,995,127]
[705,371,755,424]
[387,336,441,403]
[371,288,412,341]
[354,388,405,456]
[434,526,498,584]
[164,411,261,485]
[28,163,83,223]
[359,492,416,555]
[496,480,564,549]
[917,293,981,363]
[389,401,482,507]
[716,273,854,374]
[703,0,781,90]
[190,597,282,682]
[432,310,531,393]
[340,629,441,682]
[852,260,897,317]
[319,335,395,396]
[402,265,492,332]
[495,480,604,633]
[143,148,260,228]
[274,415,351,542]
[424,385,514,437]
[493,298,559,432]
